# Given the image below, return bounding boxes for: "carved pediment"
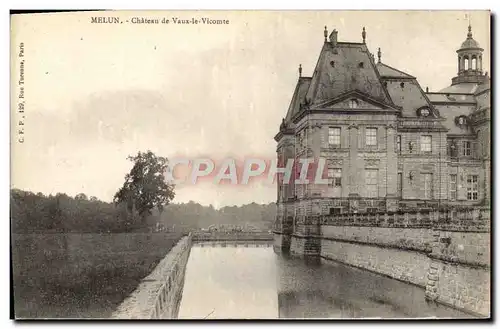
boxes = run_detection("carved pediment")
[324,97,385,111]
[315,90,399,112]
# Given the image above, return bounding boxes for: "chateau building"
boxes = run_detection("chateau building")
[274,25,490,224]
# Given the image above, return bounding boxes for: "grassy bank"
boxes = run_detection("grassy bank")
[12,233,183,319]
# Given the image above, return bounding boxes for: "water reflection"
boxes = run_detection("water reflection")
[178,243,472,319]
[178,244,278,319]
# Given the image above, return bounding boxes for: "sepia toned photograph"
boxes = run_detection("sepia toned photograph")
[10,10,491,319]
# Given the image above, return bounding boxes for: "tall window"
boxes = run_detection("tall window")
[466,175,479,200]
[397,172,403,198]
[423,173,433,199]
[365,169,378,198]
[328,169,342,187]
[329,207,342,215]
[328,128,341,147]
[463,141,471,156]
[365,128,377,146]
[449,174,457,201]
[396,135,402,153]
[421,135,432,152]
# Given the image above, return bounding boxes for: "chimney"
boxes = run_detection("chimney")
[329,29,338,47]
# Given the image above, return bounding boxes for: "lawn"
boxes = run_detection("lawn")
[12,232,183,319]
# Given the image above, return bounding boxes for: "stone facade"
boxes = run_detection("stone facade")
[274,25,490,224]
[273,24,490,317]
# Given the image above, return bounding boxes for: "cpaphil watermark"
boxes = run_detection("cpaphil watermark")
[165,157,330,186]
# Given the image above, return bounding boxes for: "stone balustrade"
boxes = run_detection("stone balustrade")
[434,207,490,232]
[111,234,193,319]
[193,231,273,242]
[320,209,432,228]
[319,207,489,231]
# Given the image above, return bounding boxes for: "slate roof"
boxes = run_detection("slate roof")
[460,26,482,50]
[461,38,481,50]
[433,103,475,135]
[376,62,415,79]
[284,77,311,123]
[438,83,480,94]
[385,79,434,117]
[474,81,490,95]
[304,42,393,107]
[427,93,476,103]
[280,30,488,133]
[427,91,476,135]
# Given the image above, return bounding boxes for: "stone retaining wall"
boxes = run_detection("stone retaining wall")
[111,234,193,319]
[426,258,490,317]
[320,238,430,287]
[425,209,490,316]
[279,207,491,317]
[321,225,432,253]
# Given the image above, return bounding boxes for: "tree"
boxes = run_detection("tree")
[113,151,175,222]
[75,193,88,201]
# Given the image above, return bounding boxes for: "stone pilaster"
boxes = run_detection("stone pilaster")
[348,123,360,197]
[385,124,398,212]
[484,159,490,206]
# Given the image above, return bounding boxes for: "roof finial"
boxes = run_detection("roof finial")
[377,47,382,63]
[426,87,429,93]
[298,64,302,78]
[362,27,366,44]
[467,24,473,39]
[324,26,328,42]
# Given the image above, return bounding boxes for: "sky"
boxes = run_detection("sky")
[10,10,490,207]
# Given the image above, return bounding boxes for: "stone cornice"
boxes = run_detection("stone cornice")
[292,108,400,124]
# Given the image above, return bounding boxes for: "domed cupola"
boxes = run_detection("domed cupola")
[452,25,488,85]
[460,25,482,50]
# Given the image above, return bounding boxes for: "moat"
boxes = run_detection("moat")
[178,243,472,319]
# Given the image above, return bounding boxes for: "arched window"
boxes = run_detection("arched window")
[464,56,469,70]
[349,99,358,109]
[472,56,477,70]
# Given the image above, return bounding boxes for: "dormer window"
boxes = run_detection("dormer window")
[349,99,359,109]
[417,107,431,117]
[359,62,364,68]
[455,115,468,127]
